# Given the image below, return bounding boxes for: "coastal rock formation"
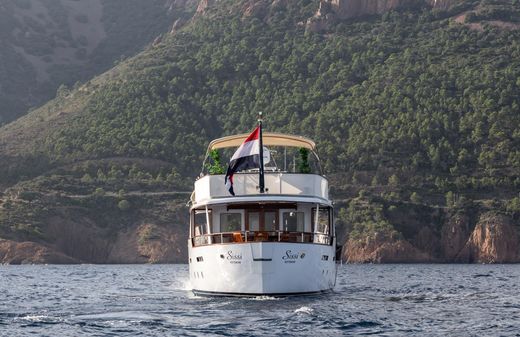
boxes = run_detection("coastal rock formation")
[412,226,440,258]
[342,210,520,264]
[108,223,186,264]
[441,213,470,260]
[0,239,78,264]
[343,232,432,263]
[456,213,519,263]
[44,214,112,263]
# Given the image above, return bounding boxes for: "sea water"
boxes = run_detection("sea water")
[1,264,519,336]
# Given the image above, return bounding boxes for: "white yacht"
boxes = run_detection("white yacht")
[188,123,336,296]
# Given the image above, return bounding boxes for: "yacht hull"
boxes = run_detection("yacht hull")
[188,242,336,296]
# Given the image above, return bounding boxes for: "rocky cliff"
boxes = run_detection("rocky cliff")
[344,231,433,263]
[0,222,187,265]
[0,189,188,264]
[343,211,520,263]
[456,214,519,263]
[0,239,78,264]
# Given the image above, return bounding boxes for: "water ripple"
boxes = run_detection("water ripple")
[1,264,520,336]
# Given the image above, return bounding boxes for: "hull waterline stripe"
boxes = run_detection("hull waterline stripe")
[192,289,333,297]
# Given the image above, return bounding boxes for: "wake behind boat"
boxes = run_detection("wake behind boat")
[188,115,336,296]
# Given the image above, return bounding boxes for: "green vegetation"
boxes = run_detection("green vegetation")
[26,0,517,190]
[206,150,226,174]
[298,148,311,173]
[338,198,400,241]
[118,199,131,211]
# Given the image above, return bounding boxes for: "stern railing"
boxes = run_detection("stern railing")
[191,231,332,247]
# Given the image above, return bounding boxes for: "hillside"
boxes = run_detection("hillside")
[0,0,519,263]
[0,0,196,124]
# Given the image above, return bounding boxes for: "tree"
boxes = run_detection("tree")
[118,199,131,211]
[388,174,400,187]
[81,173,93,183]
[93,187,105,197]
[298,148,311,173]
[410,192,421,203]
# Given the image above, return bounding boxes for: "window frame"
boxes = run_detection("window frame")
[311,207,330,235]
[245,209,279,232]
[219,212,243,232]
[192,209,212,237]
[281,210,305,232]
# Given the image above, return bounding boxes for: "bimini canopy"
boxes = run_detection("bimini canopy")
[208,132,316,151]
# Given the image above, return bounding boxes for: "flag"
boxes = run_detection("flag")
[225,126,261,195]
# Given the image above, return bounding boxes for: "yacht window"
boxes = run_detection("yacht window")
[193,210,211,236]
[264,211,277,231]
[282,212,304,232]
[248,212,260,231]
[220,213,242,232]
[312,208,330,234]
[246,210,278,231]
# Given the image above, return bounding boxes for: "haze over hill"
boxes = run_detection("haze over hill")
[0,0,519,264]
[0,0,196,124]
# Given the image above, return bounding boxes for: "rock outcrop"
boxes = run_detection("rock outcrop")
[0,198,188,264]
[427,0,459,10]
[242,0,270,18]
[343,232,433,263]
[108,223,186,264]
[0,239,78,264]
[412,226,440,258]
[170,18,187,34]
[441,213,470,260]
[306,0,461,32]
[342,207,520,264]
[456,213,519,263]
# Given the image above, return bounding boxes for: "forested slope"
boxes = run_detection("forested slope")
[0,0,195,124]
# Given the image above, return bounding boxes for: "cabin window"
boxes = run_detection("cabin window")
[193,210,211,236]
[246,210,278,231]
[264,211,277,231]
[282,211,304,232]
[248,212,260,231]
[220,213,242,232]
[312,208,330,234]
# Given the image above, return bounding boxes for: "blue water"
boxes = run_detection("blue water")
[1,264,519,336]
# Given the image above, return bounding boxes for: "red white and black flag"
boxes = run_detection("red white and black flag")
[224,126,261,195]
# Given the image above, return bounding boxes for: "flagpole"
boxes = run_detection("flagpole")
[258,112,265,193]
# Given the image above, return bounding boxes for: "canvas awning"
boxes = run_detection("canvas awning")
[208,132,316,151]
